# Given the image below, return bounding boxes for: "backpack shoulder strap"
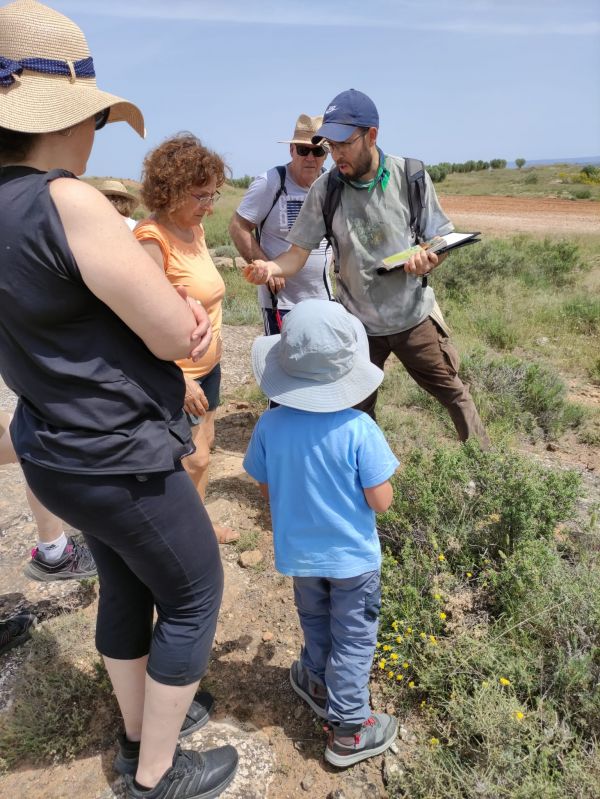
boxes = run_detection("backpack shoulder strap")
[322,168,343,273]
[255,165,287,244]
[404,157,426,243]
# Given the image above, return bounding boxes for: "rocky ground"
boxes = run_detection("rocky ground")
[1,195,599,798]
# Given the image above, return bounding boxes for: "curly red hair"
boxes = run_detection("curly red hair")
[140,133,227,214]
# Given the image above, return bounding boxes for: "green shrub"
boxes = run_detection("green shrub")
[524,171,538,184]
[572,188,592,199]
[460,352,584,438]
[560,296,600,334]
[218,266,261,326]
[475,313,518,350]
[376,444,599,798]
[436,236,584,300]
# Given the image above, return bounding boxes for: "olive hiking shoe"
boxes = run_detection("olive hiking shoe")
[24,536,97,582]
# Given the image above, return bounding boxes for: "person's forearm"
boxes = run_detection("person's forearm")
[271,245,309,278]
[230,224,266,263]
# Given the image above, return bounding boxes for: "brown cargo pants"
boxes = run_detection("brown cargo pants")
[355,317,490,447]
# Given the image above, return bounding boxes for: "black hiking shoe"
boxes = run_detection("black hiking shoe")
[324,713,398,767]
[114,692,215,775]
[24,536,97,582]
[124,745,238,798]
[0,612,37,656]
[289,659,327,719]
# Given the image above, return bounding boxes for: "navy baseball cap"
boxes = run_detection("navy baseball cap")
[313,89,379,143]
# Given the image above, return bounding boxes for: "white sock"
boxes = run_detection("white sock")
[37,532,68,563]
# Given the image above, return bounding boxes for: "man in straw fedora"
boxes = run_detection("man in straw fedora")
[0,2,238,797]
[229,113,333,336]
[97,178,139,229]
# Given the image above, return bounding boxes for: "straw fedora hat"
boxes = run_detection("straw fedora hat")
[97,179,137,205]
[278,114,324,146]
[0,0,144,136]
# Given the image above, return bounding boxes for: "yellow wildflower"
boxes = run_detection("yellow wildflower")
[420,700,427,708]
[396,674,404,681]
[499,677,511,686]
[375,641,381,648]
[466,572,473,578]
[438,554,445,562]
[383,644,392,651]
[429,737,440,746]
[433,593,442,601]
[482,680,489,688]
[514,711,524,720]
[403,662,409,669]
[406,626,413,634]
[429,635,437,645]
[378,659,386,669]
[391,653,399,661]
[408,681,416,689]
[388,671,394,679]
[489,513,501,523]
[419,632,427,639]
[391,620,399,631]
[395,635,403,644]
[439,612,447,620]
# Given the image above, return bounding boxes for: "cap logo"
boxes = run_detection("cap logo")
[325,105,337,115]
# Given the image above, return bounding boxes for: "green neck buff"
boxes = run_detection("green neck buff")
[343,147,390,193]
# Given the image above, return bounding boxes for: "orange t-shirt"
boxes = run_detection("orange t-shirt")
[135,220,225,379]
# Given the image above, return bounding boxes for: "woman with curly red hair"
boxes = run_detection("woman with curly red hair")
[135,134,238,544]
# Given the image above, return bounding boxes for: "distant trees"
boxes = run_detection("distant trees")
[515,158,526,169]
[228,175,253,189]
[490,159,507,169]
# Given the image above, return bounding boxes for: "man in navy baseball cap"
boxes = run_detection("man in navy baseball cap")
[312,89,379,143]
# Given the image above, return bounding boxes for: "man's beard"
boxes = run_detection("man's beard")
[345,142,374,181]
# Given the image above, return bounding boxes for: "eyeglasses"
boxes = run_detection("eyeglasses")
[94,108,110,131]
[190,190,221,206]
[325,130,368,153]
[295,144,328,158]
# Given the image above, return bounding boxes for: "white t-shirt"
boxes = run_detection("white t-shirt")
[236,165,332,310]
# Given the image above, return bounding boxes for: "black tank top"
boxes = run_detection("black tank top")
[0,166,192,474]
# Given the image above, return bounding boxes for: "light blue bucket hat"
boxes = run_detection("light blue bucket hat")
[251,299,384,412]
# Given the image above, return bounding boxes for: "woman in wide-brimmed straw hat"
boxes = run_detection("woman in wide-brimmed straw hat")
[0,2,238,797]
[97,179,139,229]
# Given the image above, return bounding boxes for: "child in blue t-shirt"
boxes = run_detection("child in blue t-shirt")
[243,299,399,767]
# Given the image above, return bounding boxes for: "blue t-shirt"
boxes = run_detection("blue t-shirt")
[243,406,399,578]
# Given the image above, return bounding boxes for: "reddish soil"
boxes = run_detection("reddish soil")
[439,194,600,236]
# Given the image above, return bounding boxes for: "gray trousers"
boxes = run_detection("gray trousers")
[293,570,380,726]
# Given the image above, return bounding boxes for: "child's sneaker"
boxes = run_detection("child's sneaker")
[0,612,37,656]
[324,713,398,767]
[24,536,97,582]
[114,692,215,775]
[289,660,327,719]
[124,745,238,798]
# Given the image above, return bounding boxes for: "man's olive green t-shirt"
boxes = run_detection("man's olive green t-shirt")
[286,154,454,336]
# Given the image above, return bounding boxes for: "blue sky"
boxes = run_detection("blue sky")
[51,0,600,180]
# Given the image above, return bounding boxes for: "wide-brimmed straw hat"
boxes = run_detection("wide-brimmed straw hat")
[278,114,324,146]
[251,300,383,413]
[0,0,144,136]
[97,179,137,205]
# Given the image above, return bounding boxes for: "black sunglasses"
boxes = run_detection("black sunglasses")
[94,108,110,131]
[295,144,328,158]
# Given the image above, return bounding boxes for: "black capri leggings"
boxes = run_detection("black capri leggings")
[22,461,223,686]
